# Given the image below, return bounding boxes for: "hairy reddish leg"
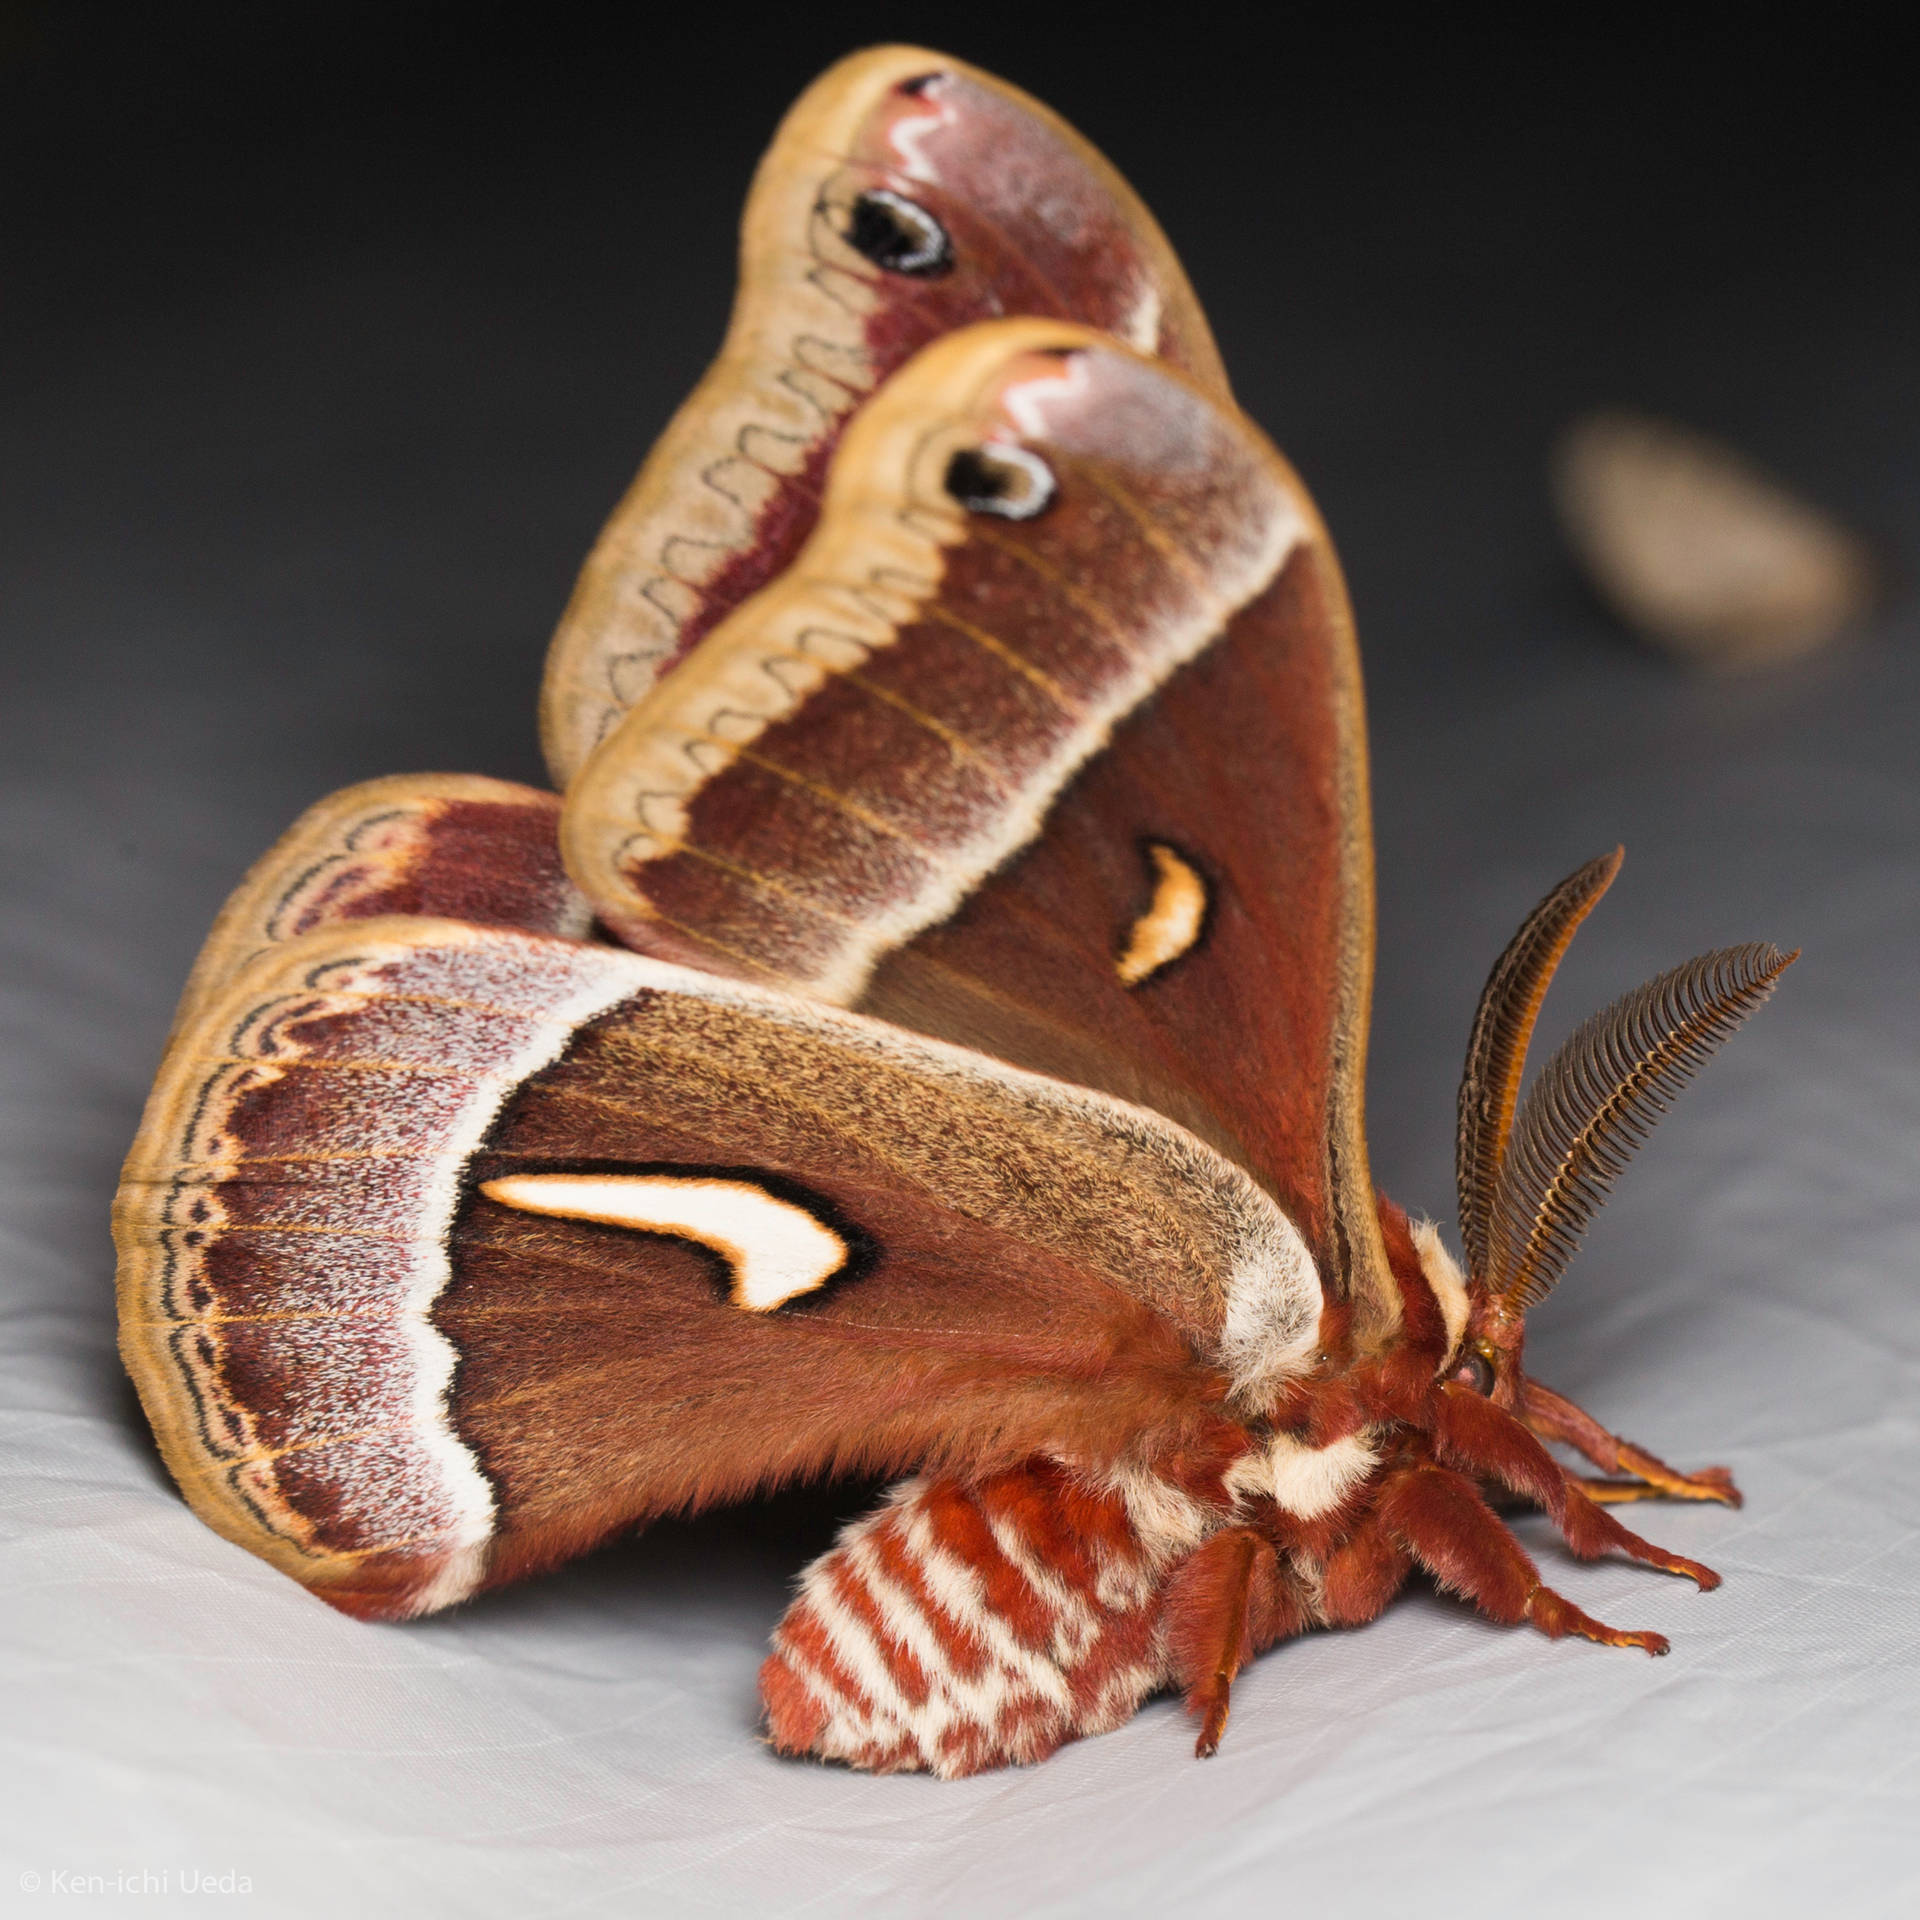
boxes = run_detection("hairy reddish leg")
[1320,1514,1413,1627]
[1162,1527,1309,1757]
[1556,1483,1720,1590]
[1433,1383,1719,1589]
[1377,1463,1670,1655]
[1166,1529,1256,1757]
[1523,1377,1742,1507]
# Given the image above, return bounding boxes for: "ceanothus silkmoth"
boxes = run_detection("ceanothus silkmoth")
[116,46,1792,1778]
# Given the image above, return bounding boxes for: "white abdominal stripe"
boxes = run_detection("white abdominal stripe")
[480,1167,865,1311]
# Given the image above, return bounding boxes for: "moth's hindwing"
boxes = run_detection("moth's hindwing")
[539,44,1227,785]
[561,320,1398,1338]
[115,918,1324,1619]
[169,772,591,1039]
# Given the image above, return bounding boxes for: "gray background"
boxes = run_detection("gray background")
[4,7,1915,1914]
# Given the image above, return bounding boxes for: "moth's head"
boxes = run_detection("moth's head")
[1446,848,1795,1412]
[1457,1263,1530,1412]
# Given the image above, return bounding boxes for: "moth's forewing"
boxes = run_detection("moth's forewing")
[116,918,1320,1620]
[561,321,1396,1341]
[539,45,1227,786]
[168,773,590,1039]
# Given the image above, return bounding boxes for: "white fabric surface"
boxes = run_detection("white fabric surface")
[8,508,1918,1920]
[5,35,1918,1914]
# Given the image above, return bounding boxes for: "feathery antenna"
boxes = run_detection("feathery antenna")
[1486,943,1797,1309]
[1456,850,1623,1279]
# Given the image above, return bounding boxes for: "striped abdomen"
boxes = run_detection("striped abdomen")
[761,1461,1177,1777]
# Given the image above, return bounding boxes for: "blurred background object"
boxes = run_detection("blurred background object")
[1554,411,1878,670]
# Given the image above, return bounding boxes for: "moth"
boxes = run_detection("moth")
[116,47,1794,1779]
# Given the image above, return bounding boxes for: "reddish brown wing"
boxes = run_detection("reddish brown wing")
[539,43,1227,786]
[116,918,1314,1619]
[168,772,591,1038]
[561,322,1397,1340]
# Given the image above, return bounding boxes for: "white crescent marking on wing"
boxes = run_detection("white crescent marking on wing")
[480,1172,850,1312]
[1116,843,1209,986]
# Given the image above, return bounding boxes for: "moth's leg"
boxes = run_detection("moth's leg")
[1377,1463,1669,1654]
[1522,1377,1741,1507]
[1433,1383,1719,1588]
[1162,1527,1309,1757]
[760,1460,1174,1778]
[1554,1483,1721,1590]
[1319,1510,1413,1627]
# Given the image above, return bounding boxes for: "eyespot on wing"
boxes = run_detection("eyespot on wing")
[538,44,1228,786]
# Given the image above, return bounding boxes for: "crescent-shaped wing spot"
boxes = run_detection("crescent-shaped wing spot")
[1117,842,1210,987]
[480,1172,855,1312]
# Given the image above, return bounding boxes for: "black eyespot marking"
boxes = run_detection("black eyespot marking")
[897,72,946,97]
[844,189,952,276]
[1451,1349,1496,1395]
[944,444,1057,521]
